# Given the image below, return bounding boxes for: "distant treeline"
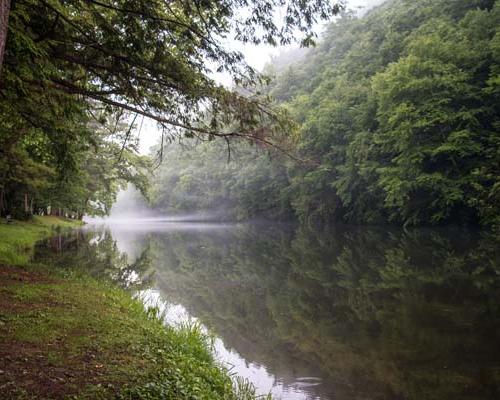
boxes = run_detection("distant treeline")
[152,0,500,227]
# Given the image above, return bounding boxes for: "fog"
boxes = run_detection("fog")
[84,185,226,225]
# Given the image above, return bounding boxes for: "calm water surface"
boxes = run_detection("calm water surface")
[33,220,500,400]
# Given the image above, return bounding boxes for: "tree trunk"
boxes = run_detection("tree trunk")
[0,186,4,216]
[24,192,28,213]
[0,0,11,80]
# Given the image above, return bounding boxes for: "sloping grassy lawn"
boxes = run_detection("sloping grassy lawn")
[0,217,258,399]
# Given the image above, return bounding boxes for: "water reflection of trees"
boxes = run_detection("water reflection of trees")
[32,225,500,399]
[33,230,154,289]
[149,225,500,400]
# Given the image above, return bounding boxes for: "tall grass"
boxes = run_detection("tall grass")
[137,290,270,399]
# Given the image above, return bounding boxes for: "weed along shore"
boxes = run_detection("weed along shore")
[0,217,260,399]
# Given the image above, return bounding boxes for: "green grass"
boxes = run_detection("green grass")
[0,269,242,399]
[0,218,264,399]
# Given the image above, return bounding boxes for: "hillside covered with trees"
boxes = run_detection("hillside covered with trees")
[151,0,500,228]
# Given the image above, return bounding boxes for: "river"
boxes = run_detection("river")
[33,219,500,400]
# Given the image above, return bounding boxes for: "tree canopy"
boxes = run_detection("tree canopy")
[2,0,342,139]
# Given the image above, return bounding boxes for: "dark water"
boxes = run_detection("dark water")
[33,220,500,400]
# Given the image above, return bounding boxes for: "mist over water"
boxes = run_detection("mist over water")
[86,185,226,225]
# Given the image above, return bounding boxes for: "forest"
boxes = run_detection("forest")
[151,0,500,228]
[0,0,338,220]
[2,0,499,228]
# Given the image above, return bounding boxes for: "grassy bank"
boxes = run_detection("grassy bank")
[0,217,259,399]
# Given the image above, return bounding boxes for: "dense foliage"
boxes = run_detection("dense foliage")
[0,103,150,219]
[0,0,341,219]
[152,0,500,227]
[150,141,292,220]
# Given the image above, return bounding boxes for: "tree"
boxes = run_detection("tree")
[1,0,342,142]
[0,101,149,218]
[371,12,500,225]
[266,0,500,227]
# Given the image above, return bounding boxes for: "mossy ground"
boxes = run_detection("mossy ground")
[0,217,255,399]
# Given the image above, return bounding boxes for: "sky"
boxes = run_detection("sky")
[226,0,386,72]
[137,0,386,154]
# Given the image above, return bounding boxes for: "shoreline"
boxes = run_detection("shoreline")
[0,216,258,399]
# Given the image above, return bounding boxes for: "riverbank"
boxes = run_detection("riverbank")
[0,217,255,399]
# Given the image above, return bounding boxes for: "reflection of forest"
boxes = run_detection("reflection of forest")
[34,225,500,399]
[149,225,500,400]
[34,229,153,289]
